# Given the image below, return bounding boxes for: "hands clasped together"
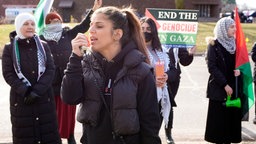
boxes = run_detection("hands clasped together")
[24,91,40,105]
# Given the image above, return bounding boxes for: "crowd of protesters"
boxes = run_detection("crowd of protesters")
[2,0,256,144]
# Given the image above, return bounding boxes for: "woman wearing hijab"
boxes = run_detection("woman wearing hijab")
[204,17,242,144]
[1,13,61,144]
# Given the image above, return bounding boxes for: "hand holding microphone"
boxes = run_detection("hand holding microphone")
[71,33,90,57]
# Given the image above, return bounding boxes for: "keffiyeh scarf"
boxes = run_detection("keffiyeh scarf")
[147,47,171,128]
[42,23,63,42]
[13,35,47,86]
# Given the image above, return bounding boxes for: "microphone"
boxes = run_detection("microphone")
[79,35,90,54]
[80,46,89,54]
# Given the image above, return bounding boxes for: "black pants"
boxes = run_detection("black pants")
[80,124,88,144]
[167,79,180,129]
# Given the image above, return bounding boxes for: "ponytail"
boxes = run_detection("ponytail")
[92,6,150,64]
[122,8,150,64]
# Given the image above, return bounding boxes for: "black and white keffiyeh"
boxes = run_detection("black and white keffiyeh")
[42,23,63,42]
[147,47,171,128]
[214,17,236,54]
[13,35,47,86]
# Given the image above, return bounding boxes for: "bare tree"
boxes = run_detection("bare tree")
[175,0,184,9]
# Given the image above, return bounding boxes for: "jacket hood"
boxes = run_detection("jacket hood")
[205,36,215,46]
[9,31,17,43]
[93,41,146,69]
[117,41,146,68]
[122,45,146,68]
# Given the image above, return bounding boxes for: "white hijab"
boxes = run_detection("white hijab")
[14,12,36,39]
[214,17,236,54]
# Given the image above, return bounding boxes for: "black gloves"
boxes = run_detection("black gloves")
[24,91,40,105]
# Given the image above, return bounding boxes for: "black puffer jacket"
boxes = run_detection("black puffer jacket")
[61,41,161,144]
[2,31,61,144]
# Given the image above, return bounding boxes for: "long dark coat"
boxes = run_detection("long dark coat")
[166,48,193,106]
[1,31,61,144]
[205,39,242,143]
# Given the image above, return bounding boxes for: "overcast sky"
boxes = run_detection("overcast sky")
[236,0,256,9]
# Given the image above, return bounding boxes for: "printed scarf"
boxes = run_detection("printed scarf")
[147,47,171,128]
[42,24,63,42]
[13,35,47,86]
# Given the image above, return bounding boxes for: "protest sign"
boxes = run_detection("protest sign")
[145,8,199,49]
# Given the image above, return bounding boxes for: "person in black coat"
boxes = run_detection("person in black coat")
[165,46,196,144]
[250,42,256,124]
[1,13,60,144]
[39,1,102,143]
[204,17,242,144]
[61,6,162,144]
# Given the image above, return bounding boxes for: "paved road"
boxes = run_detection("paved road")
[0,57,256,144]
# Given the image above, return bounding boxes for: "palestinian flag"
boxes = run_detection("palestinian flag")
[234,7,254,120]
[34,0,54,34]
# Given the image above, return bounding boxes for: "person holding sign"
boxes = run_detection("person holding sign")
[204,17,242,144]
[165,46,196,144]
[61,6,161,144]
[140,16,171,142]
[145,8,198,144]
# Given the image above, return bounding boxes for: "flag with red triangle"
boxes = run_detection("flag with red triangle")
[234,7,254,120]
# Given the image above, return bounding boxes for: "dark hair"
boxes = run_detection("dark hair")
[92,6,149,64]
[140,17,162,51]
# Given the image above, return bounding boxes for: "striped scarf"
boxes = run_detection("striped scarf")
[13,35,47,86]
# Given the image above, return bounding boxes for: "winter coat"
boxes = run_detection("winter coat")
[206,39,242,101]
[61,41,162,144]
[167,48,193,82]
[166,48,193,106]
[40,10,93,96]
[2,31,61,144]
[204,39,244,144]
